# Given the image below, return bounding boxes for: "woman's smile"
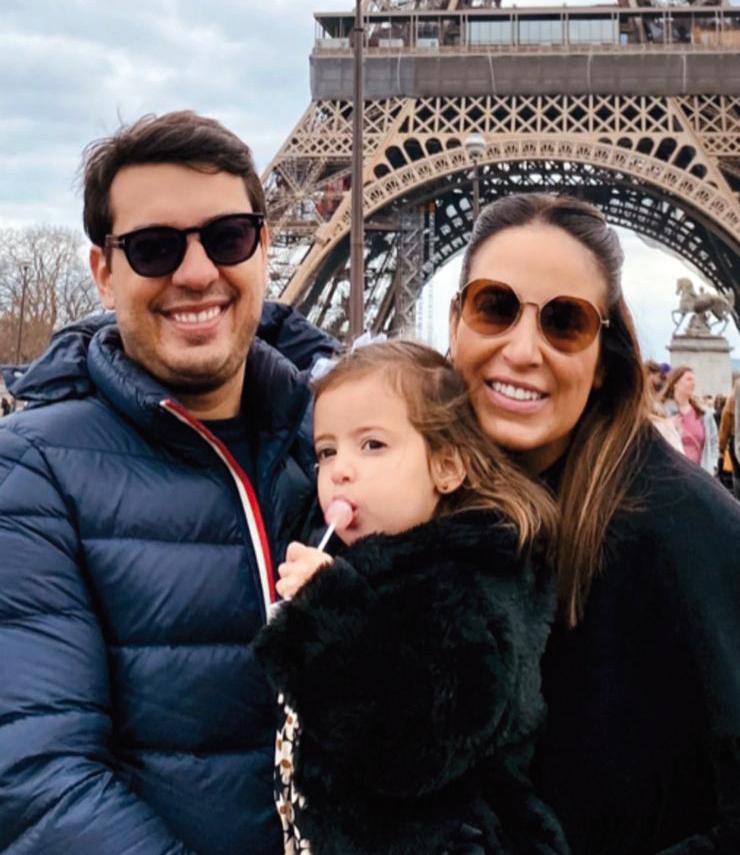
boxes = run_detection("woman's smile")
[484,377,549,414]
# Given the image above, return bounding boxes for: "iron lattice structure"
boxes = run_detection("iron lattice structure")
[263,4,740,337]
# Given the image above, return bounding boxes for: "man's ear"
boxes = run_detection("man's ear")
[430,446,466,496]
[90,245,116,310]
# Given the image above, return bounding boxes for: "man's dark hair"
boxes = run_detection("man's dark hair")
[81,110,266,247]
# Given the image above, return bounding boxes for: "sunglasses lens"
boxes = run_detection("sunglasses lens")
[540,297,601,352]
[120,215,262,277]
[202,215,260,266]
[126,229,184,277]
[459,280,604,353]
[462,280,520,336]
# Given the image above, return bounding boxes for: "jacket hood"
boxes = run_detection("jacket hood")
[87,325,311,470]
[7,312,110,403]
[8,303,337,405]
[9,310,313,472]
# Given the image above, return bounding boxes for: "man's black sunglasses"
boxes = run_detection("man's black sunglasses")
[105,213,265,278]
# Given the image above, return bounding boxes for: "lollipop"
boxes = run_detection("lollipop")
[317,499,353,550]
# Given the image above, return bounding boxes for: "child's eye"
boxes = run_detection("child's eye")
[315,447,336,464]
[361,438,386,452]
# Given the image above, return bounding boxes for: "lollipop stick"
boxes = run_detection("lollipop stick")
[317,521,337,551]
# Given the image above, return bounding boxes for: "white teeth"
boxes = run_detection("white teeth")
[490,381,545,402]
[171,306,222,324]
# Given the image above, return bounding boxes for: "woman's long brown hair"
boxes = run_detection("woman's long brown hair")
[313,340,558,553]
[454,193,651,626]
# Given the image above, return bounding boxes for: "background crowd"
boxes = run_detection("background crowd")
[645,360,740,497]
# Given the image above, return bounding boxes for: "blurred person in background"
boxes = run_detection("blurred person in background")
[713,394,726,429]
[644,359,666,396]
[736,377,740,477]
[644,360,683,453]
[661,365,718,474]
[719,385,739,498]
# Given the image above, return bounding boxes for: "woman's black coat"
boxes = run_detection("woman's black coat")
[256,509,569,855]
[535,432,740,854]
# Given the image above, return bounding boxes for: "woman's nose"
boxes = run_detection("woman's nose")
[500,304,544,368]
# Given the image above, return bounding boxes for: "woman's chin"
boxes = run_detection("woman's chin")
[477,418,572,473]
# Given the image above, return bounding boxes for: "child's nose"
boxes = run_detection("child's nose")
[330,454,355,484]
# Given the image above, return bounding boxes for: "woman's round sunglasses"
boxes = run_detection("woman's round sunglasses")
[105,212,265,278]
[456,278,610,354]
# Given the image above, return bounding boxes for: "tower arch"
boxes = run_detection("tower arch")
[264,3,740,336]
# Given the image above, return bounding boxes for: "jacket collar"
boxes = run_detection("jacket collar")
[10,311,311,470]
[86,324,311,469]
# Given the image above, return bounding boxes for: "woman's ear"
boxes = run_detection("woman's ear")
[430,447,466,496]
[448,298,460,362]
[593,358,605,390]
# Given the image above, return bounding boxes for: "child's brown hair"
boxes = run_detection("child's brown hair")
[313,340,557,551]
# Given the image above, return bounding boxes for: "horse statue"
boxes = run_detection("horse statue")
[672,277,738,335]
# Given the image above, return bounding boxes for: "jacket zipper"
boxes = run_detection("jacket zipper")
[160,399,276,620]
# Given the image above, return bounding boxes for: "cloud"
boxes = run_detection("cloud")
[0,0,350,228]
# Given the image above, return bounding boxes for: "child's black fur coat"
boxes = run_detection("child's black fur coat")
[255,509,570,855]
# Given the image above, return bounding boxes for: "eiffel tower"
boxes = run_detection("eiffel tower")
[263,0,740,337]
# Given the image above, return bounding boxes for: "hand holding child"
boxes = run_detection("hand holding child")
[276,542,333,600]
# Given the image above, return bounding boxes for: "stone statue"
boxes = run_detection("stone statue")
[672,277,738,336]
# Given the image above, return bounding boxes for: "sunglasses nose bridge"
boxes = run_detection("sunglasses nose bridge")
[512,300,541,334]
[519,298,541,312]
[170,230,219,285]
[495,302,544,367]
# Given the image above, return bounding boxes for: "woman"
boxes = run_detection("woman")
[448,193,740,854]
[719,385,739,498]
[660,365,719,474]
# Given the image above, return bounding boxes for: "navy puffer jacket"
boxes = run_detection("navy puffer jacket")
[0,305,335,854]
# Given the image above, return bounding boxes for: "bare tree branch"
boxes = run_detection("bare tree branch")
[0,226,101,364]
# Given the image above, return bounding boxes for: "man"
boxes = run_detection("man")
[0,111,335,854]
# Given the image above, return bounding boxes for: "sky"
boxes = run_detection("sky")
[1,0,737,363]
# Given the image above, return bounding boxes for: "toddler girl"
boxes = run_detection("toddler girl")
[255,340,569,855]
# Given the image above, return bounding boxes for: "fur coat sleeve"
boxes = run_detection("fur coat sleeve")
[257,510,555,799]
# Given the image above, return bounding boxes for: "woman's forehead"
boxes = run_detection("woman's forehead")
[467,222,608,305]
